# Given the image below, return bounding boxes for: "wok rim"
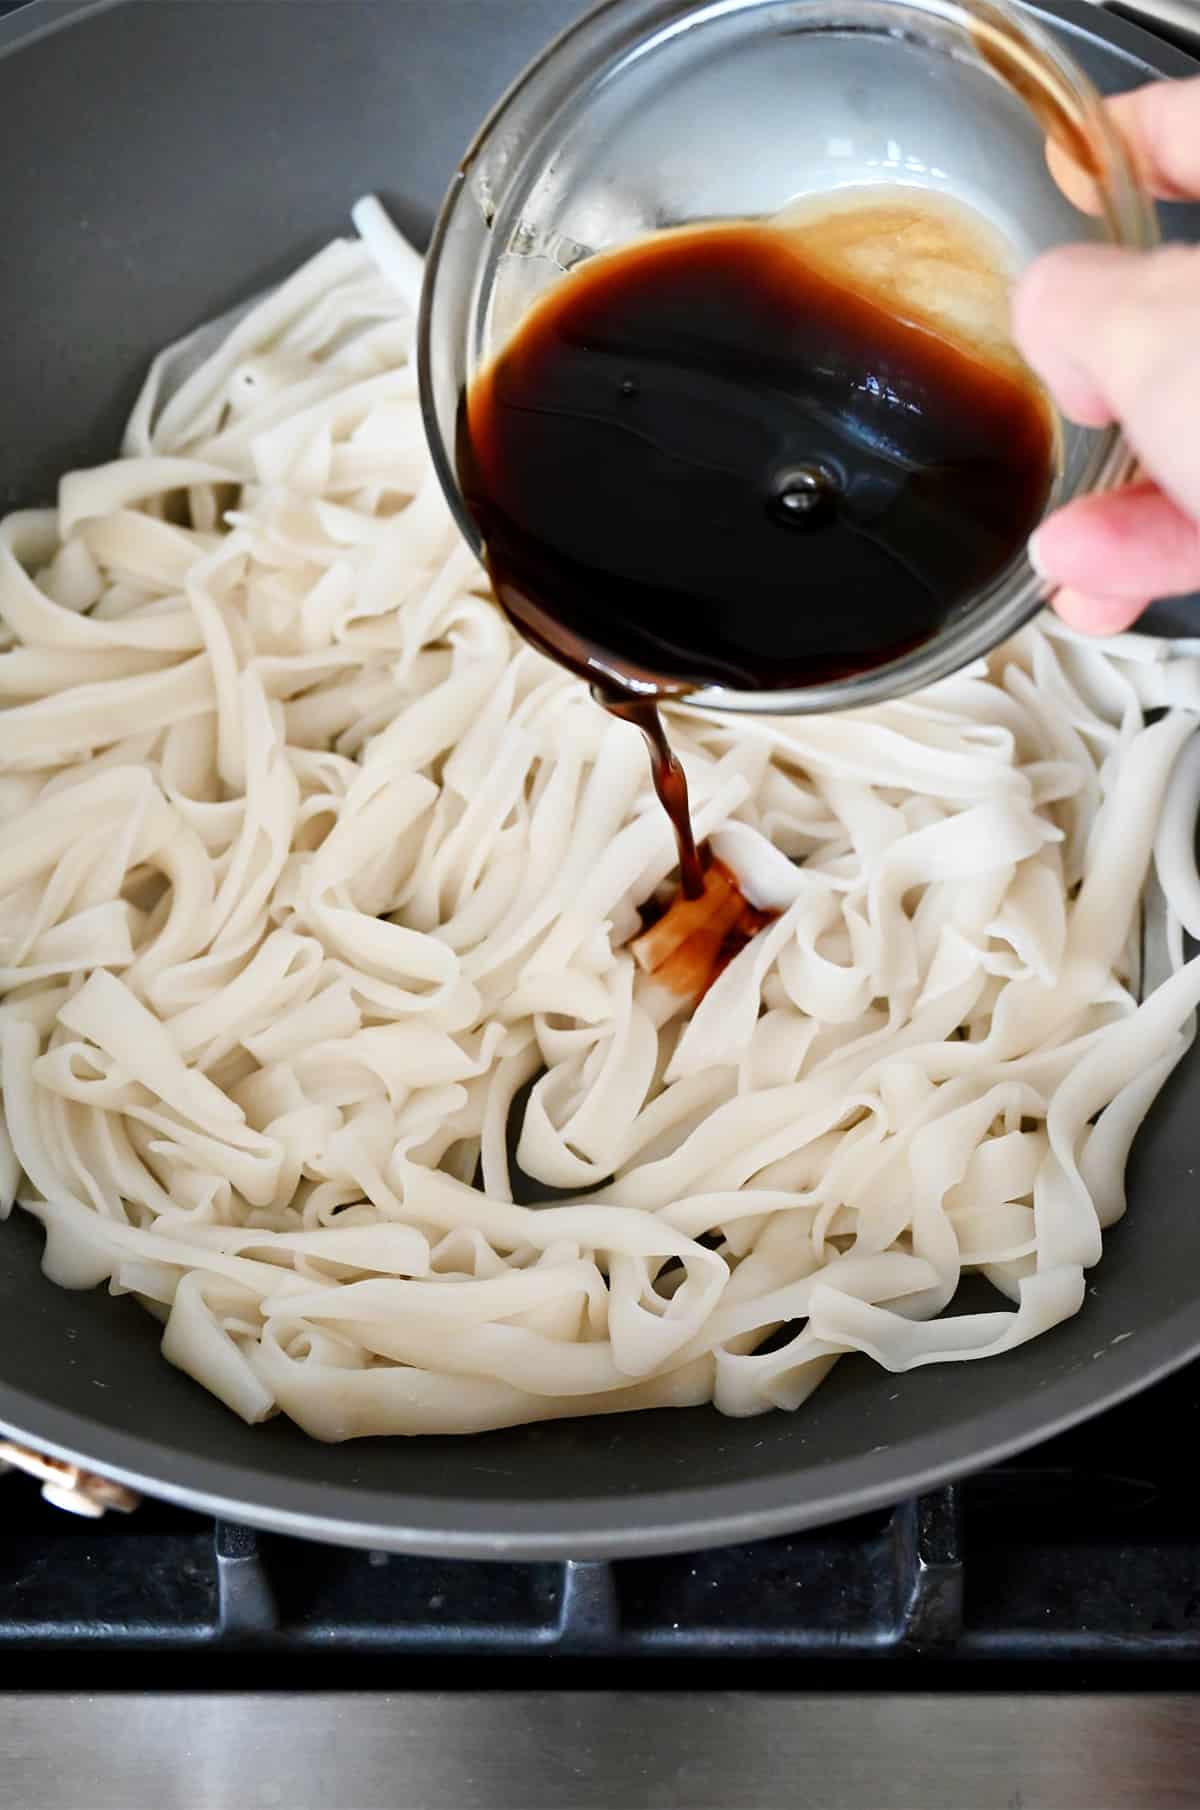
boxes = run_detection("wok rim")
[4,1296,1200,1556]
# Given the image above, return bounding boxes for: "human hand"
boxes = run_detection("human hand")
[1012,76,1200,633]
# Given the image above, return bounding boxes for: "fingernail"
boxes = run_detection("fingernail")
[1028,526,1052,583]
[1053,588,1147,636]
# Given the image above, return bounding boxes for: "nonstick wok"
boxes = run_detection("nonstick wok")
[2,0,1200,1559]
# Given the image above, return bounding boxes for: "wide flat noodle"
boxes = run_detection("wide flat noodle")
[4,199,1200,1439]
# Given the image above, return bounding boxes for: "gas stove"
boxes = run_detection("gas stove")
[8,1353,1200,1681]
[5,1357,1200,1806]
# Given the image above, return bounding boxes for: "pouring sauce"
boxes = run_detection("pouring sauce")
[457,195,1055,906]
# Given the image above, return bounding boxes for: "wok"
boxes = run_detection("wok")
[1,0,1199,1560]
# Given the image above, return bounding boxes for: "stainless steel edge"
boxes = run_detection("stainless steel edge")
[3,1693,1200,1810]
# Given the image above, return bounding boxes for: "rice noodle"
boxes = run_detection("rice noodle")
[3,199,1200,1439]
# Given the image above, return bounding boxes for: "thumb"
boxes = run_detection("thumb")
[1111,76,1200,200]
[1048,77,1200,211]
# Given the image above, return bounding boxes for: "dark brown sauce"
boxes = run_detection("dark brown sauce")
[604,691,703,898]
[458,209,1055,905]
[632,850,777,999]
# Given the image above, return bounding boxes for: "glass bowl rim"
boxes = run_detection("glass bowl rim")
[417,0,1159,716]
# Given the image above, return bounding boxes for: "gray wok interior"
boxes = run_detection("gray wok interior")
[2,0,1200,1558]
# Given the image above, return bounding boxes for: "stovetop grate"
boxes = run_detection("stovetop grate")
[6,1360,1200,1681]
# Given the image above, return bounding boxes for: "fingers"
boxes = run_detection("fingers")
[1051,588,1150,635]
[1048,76,1200,210]
[1035,482,1200,636]
[1013,241,1200,519]
[1022,76,1200,641]
[1032,480,1200,602]
[1107,78,1200,200]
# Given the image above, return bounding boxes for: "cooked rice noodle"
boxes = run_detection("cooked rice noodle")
[3,200,1200,1439]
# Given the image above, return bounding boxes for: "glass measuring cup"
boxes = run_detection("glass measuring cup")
[419,0,1158,715]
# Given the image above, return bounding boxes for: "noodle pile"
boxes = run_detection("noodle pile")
[3,199,1200,1439]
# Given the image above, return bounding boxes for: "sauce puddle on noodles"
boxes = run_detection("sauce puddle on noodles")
[2,197,1200,1444]
[633,850,778,1002]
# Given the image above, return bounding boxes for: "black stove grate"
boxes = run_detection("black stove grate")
[5,1360,1200,1680]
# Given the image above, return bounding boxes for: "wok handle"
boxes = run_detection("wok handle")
[0,1437,140,1518]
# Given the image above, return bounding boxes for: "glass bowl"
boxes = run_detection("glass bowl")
[419,0,1158,714]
